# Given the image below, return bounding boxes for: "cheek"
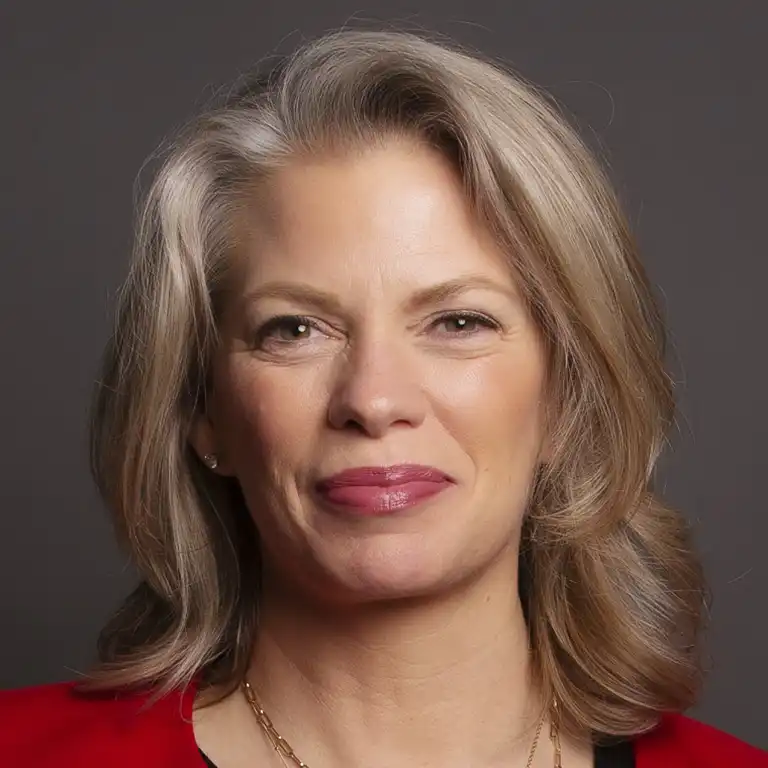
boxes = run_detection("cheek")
[213,359,329,470]
[429,349,547,474]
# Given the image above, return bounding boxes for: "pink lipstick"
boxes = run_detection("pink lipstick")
[315,464,454,516]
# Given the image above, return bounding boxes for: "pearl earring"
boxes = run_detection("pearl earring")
[203,454,219,470]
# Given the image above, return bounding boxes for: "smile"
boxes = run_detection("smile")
[314,464,455,516]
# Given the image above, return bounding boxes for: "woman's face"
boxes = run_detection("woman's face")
[194,140,549,604]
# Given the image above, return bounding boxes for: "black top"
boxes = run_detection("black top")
[199,740,635,766]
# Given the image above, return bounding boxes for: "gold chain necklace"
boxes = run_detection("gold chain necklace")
[241,679,563,768]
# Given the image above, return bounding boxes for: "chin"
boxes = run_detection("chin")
[316,540,474,604]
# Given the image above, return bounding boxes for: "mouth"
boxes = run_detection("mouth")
[314,464,456,516]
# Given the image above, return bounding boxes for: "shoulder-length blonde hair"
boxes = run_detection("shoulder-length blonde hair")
[83,28,706,739]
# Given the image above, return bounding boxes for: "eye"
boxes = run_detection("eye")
[253,315,319,347]
[430,311,499,337]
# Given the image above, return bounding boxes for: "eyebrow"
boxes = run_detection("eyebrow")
[240,275,519,315]
[404,275,519,310]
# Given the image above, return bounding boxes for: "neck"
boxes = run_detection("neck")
[247,551,546,768]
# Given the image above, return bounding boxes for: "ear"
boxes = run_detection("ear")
[189,408,235,477]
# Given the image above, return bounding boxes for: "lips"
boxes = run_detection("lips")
[315,464,455,516]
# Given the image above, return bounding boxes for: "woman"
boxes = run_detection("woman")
[1,28,765,767]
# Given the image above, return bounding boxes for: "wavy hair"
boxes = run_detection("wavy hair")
[82,28,706,739]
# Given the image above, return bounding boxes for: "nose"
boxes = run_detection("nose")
[327,336,426,438]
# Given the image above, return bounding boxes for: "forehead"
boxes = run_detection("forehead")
[230,140,518,296]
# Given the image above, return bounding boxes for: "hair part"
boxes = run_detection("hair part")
[83,28,706,739]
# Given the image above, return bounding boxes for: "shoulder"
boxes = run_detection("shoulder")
[0,680,205,768]
[635,713,768,767]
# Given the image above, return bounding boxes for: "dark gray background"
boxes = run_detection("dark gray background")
[1,0,766,750]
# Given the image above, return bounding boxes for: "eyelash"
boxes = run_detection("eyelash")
[253,315,323,346]
[253,311,500,349]
[429,311,501,336]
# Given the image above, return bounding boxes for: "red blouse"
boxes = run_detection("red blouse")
[0,681,765,767]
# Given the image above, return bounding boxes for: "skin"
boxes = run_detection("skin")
[191,139,592,768]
